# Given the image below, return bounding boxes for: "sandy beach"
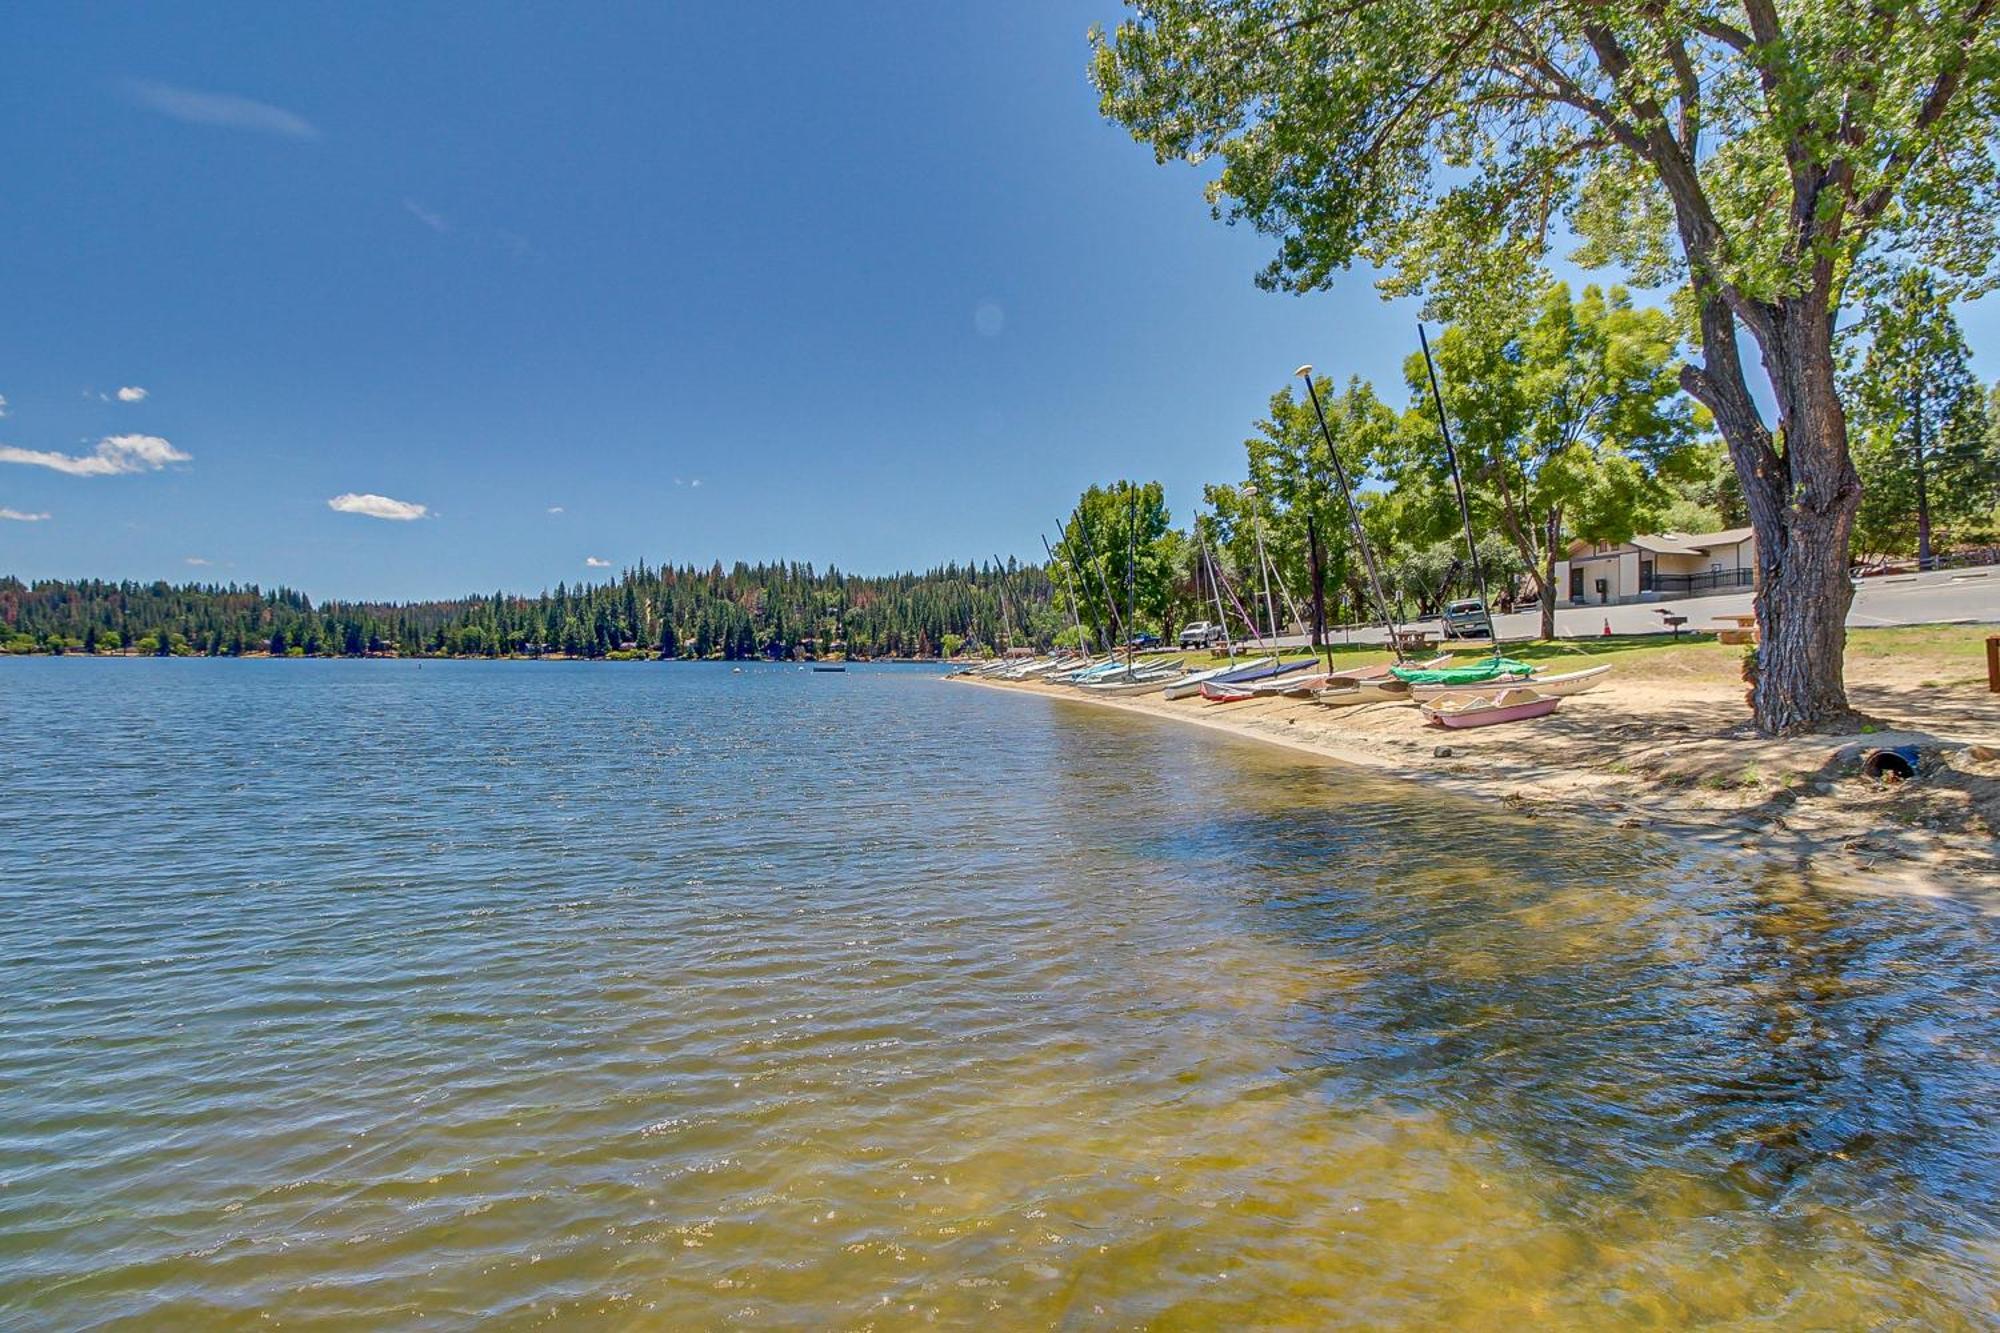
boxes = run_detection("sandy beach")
[963,633,2000,904]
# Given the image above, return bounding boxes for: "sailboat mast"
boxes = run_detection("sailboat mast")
[1198,523,1236,662]
[1042,531,1088,654]
[1122,484,1140,669]
[990,554,1014,653]
[1244,484,1279,646]
[1073,504,1124,646]
[1296,365,1406,661]
[1272,560,1309,650]
[1417,325,1497,654]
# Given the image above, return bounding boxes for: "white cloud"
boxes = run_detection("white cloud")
[122,79,319,139]
[0,433,189,476]
[0,395,9,418]
[116,386,148,402]
[547,505,564,514]
[0,507,50,522]
[403,199,449,233]
[584,556,611,568]
[185,555,211,565]
[328,492,429,521]
[691,478,702,488]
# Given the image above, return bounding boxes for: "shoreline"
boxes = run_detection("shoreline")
[959,662,2000,905]
[2,653,948,665]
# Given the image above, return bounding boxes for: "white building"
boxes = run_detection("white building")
[1554,527,1757,605]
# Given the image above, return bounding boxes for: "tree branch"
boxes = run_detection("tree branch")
[1662,30,1702,154]
[1358,14,1498,163]
[1494,23,1651,157]
[1693,17,1753,52]
[1852,0,1997,229]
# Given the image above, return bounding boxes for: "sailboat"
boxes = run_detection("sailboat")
[1078,665,1189,697]
[1413,663,1612,705]
[1421,685,1561,728]
[1161,655,1276,700]
[1197,658,1321,701]
[1393,657,1538,689]
[1313,676,1415,707]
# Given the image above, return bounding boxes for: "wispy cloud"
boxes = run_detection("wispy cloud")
[584,556,611,568]
[0,395,9,418]
[547,505,565,514]
[0,434,189,476]
[0,507,51,522]
[673,477,704,488]
[493,230,534,260]
[403,199,450,233]
[116,386,148,402]
[185,555,211,565]
[400,204,533,260]
[121,79,319,140]
[328,492,428,521]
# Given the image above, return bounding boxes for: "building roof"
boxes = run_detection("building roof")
[1688,526,1755,550]
[1628,534,1706,556]
[1601,527,1758,558]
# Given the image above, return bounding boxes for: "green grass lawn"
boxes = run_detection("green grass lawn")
[1161,624,1995,687]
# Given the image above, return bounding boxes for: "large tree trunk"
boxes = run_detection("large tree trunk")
[1684,292,1861,734]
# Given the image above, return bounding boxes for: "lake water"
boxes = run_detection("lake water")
[3,658,1997,1327]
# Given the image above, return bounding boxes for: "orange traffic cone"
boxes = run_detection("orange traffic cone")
[1602,617,1612,636]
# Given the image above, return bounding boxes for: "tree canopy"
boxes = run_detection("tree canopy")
[1054,482,1181,648]
[1846,268,1999,564]
[1093,0,1999,733]
[1403,280,1696,636]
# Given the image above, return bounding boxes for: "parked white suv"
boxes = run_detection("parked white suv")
[1178,620,1225,649]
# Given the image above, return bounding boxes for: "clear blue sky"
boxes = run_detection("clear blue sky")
[2,3,1993,602]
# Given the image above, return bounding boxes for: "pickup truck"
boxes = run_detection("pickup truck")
[1177,620,1225,649]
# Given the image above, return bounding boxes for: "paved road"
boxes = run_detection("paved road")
[1249,567,1999,649]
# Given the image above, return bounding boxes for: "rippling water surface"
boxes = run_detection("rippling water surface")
[3,658,1998,1327]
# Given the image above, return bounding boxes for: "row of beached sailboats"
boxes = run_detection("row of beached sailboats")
[963,342,1616,730]
[949,647,1609,728]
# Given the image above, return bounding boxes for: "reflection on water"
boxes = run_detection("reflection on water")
[2,659,1996,1326]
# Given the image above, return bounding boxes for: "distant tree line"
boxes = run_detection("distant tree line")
[0,561,1057,660]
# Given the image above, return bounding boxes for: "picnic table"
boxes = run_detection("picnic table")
[1392,628,1437,653]
[1712,612,1759,645]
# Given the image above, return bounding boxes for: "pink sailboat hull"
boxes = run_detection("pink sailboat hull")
[1421,691,1561,728]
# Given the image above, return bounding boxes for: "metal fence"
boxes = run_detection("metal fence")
[1922,547,1999,571]
[1646,568,1755,596]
